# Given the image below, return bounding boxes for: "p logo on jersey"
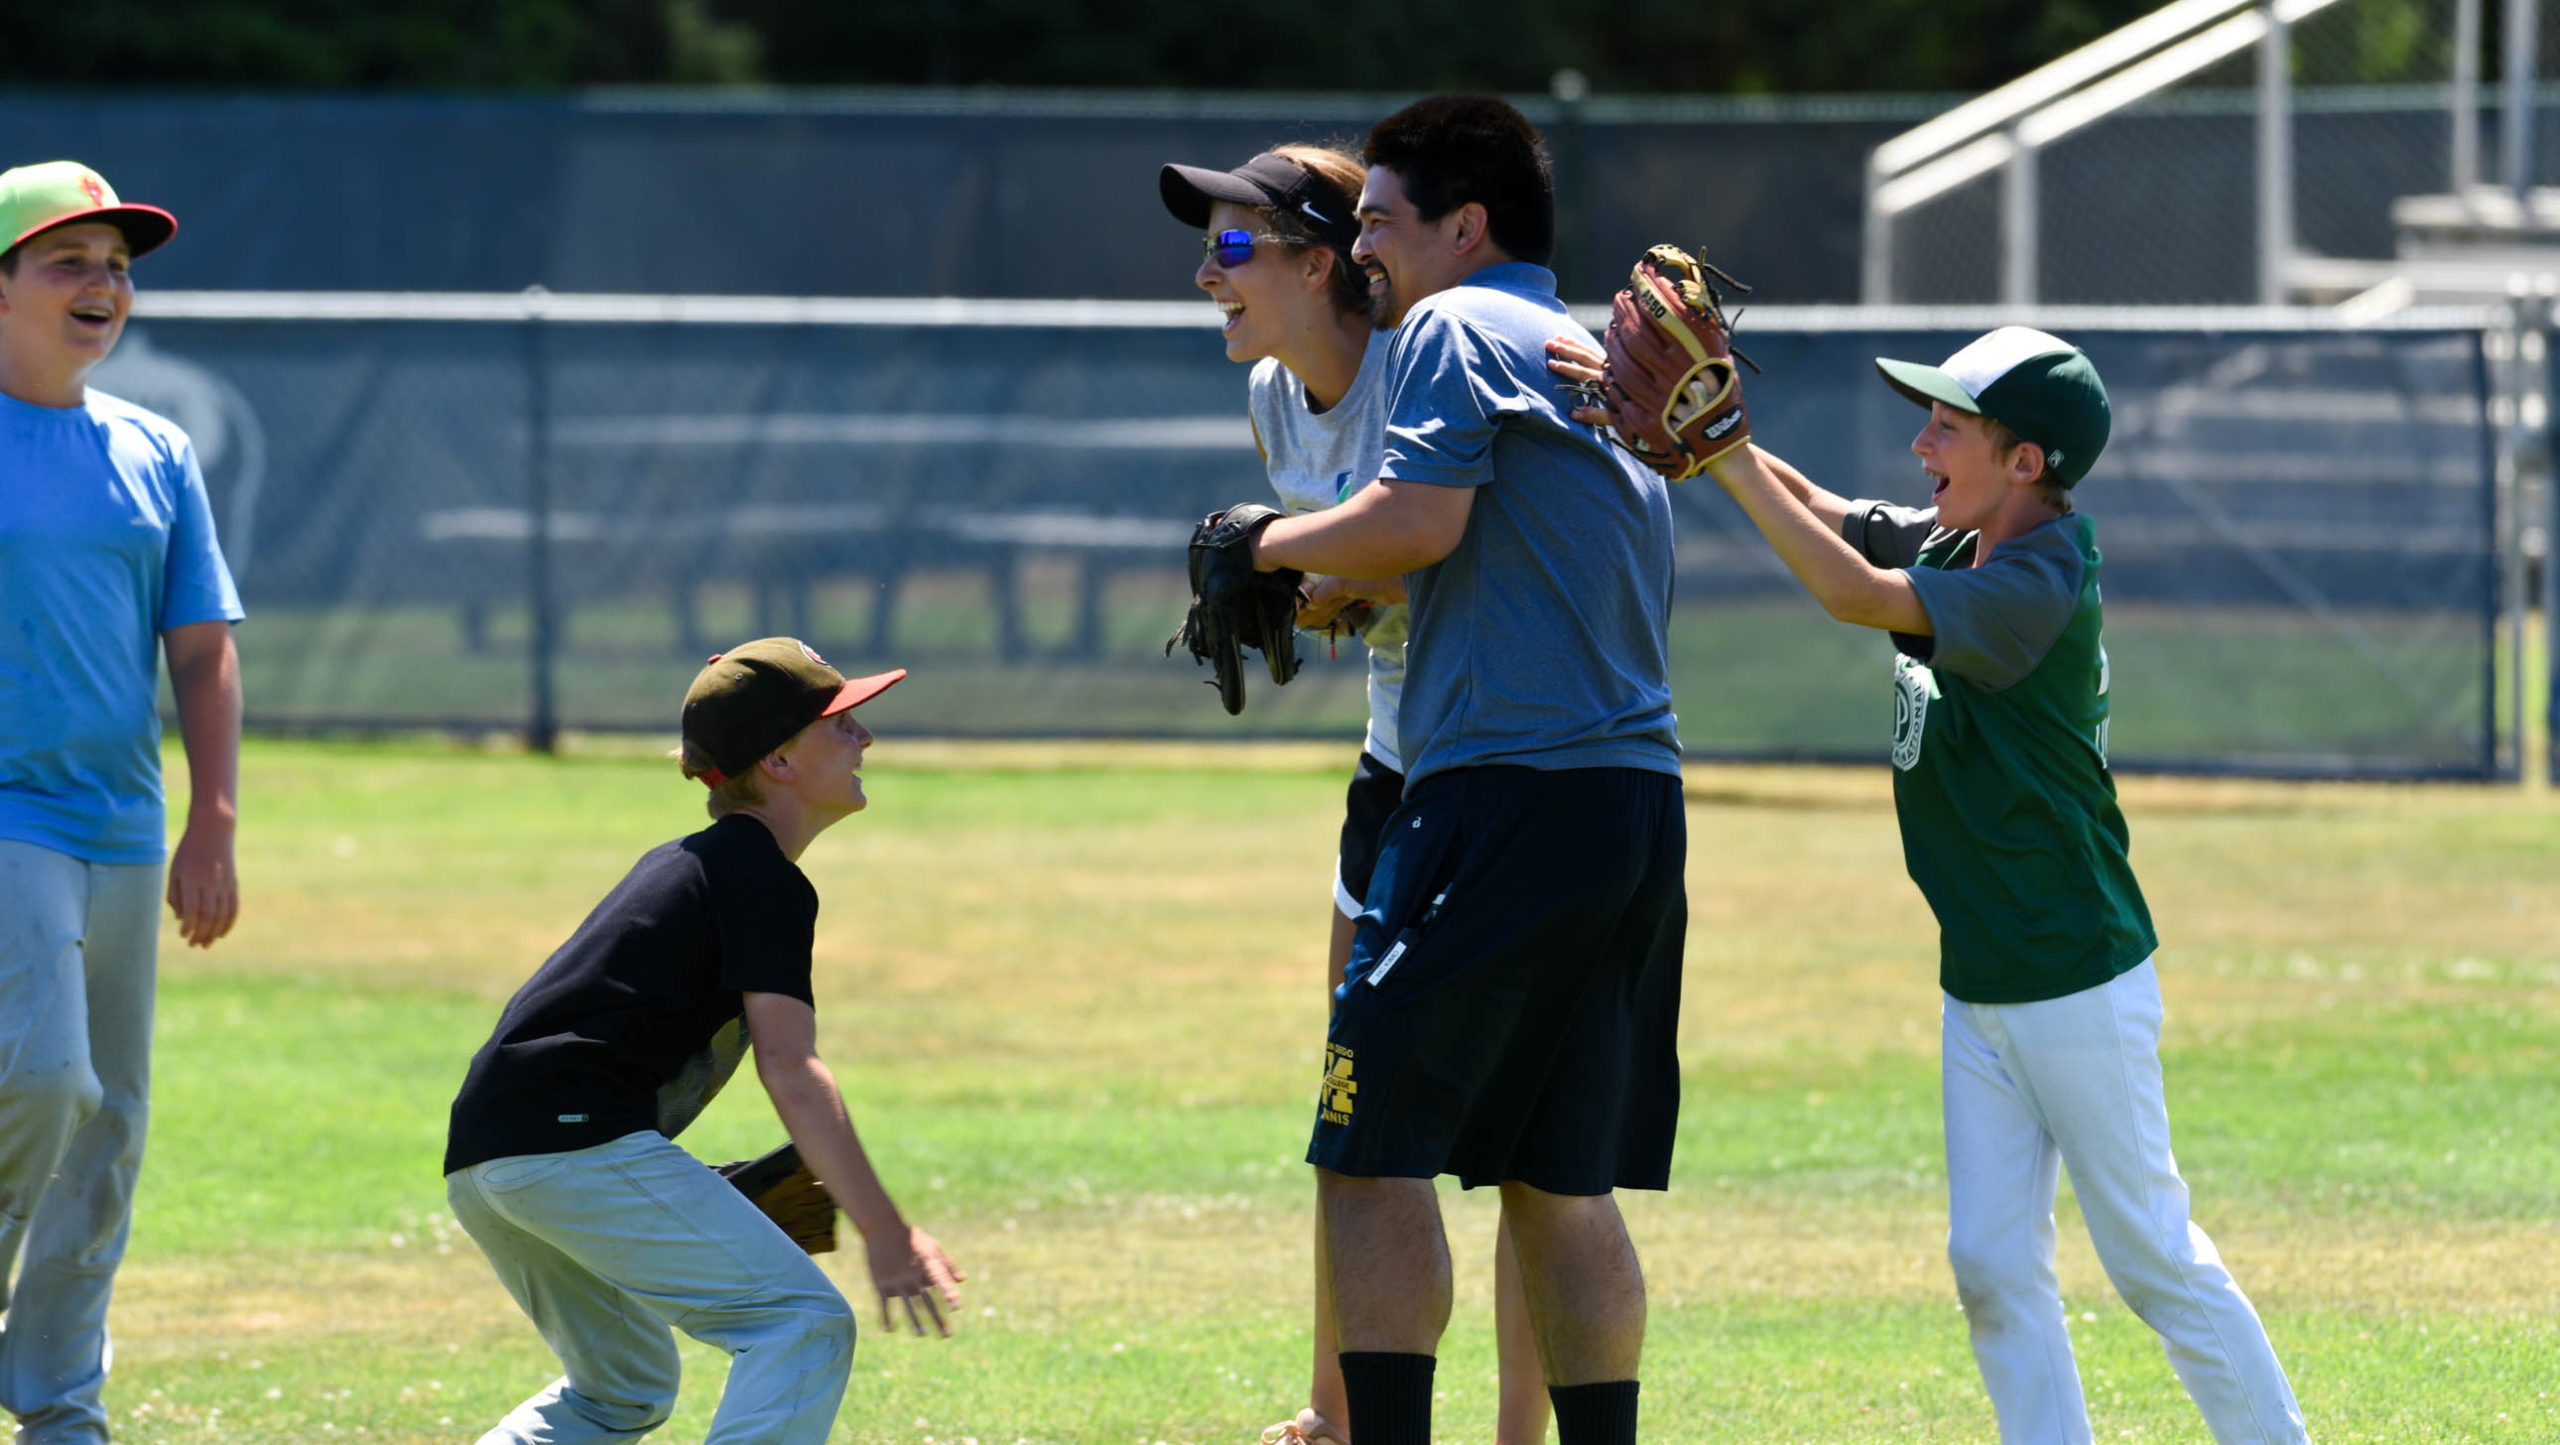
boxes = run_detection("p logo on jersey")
[1893,655,1938,772]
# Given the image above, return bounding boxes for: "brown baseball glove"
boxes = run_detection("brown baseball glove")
[1588,244,1758,480]
[716,1141,838,1255]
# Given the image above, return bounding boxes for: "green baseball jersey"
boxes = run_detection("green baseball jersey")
[1840,504,2157,1004]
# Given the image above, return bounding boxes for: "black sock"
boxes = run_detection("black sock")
[1549,1379,1640,1445]
[1336,1352,1434,1445]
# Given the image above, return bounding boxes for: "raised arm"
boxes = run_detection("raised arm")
[1542,329,1923,633]
[746,991,964,1335]
[1706,447,1933,636]
[163,619,240,947]
[1745,445,1860,536]
[1541,334,1861,533]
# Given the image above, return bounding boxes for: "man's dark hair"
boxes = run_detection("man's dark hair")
[0,247,16,277]
[1362,95,1555,266]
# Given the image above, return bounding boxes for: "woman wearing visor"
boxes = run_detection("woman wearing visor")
[1158,144,1547,1445]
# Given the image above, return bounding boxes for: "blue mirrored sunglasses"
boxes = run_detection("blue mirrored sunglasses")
[1203,228,1297,268]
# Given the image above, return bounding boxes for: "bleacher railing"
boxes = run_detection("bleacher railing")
[1862,0,2348,307]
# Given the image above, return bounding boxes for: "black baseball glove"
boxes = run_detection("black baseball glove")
[1166,502,1304,715]
[716,1141,838,1256]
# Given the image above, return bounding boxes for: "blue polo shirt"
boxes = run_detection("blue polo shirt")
[1377,262,1680,786]
[0,387,243,865]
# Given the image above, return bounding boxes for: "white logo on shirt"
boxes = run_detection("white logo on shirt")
[1892,655,1936,772]
[2094,642,2111,763]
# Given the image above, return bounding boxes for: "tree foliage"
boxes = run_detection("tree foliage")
[0,0,2466,94]
[0,0,741,88]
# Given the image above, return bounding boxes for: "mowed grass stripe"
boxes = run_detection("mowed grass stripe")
[146,970,2560,1256]
[106,1200,2560,1444]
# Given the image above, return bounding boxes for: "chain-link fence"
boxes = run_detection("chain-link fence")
[1690,316,2501,776]
[111,297,2503,777]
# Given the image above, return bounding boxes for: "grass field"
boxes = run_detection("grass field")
[92,737,2560,1443]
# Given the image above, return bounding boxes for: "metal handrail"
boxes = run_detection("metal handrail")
[1863,0,2343,303]
[1871,0,2256,179]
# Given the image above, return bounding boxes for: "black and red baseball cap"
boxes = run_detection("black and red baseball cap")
[1159,152,1359,249]
[681,638,903,787]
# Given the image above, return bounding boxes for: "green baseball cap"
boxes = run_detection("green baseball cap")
[681,638,904,787]
[0,161,176,260]
[1875,326,2110,486]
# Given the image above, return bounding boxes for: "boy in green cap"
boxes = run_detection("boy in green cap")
[1552,324,2309,1443]
[444,639,961,1445]
[0,160,241,1445]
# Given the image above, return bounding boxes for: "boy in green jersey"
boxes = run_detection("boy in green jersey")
[1557,325,2307,1444]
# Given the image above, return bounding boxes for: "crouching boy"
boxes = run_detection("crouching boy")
[444,639,961,1445]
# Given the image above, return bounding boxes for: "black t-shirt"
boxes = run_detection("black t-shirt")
[443,813,818,1175]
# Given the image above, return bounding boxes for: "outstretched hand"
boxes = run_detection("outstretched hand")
[866,1223,966,1337]
[1546,334,1620,430]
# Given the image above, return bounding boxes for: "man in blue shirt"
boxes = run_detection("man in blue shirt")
[1239,97,1684,1445]
[0,161,242,1444]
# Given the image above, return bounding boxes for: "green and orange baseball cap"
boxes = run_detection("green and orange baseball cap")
[1875,326,2110,486]
[681,638,903,787]
[0,161,176,261]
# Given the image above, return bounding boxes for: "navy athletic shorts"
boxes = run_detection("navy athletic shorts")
[1333,751,1405,917]
[1308,764,1687,1196]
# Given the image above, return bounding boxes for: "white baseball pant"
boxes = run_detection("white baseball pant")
[1942,958,2308,1445]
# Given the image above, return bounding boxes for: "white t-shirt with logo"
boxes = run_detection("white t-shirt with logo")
[1246,330,1407,772]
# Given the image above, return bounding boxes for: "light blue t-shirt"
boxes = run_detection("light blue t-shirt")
[0,387,244,864]
[1376,262,1680,786]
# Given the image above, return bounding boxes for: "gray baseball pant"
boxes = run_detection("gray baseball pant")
[0,838,161,1445]
[448,1130,856,1445]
